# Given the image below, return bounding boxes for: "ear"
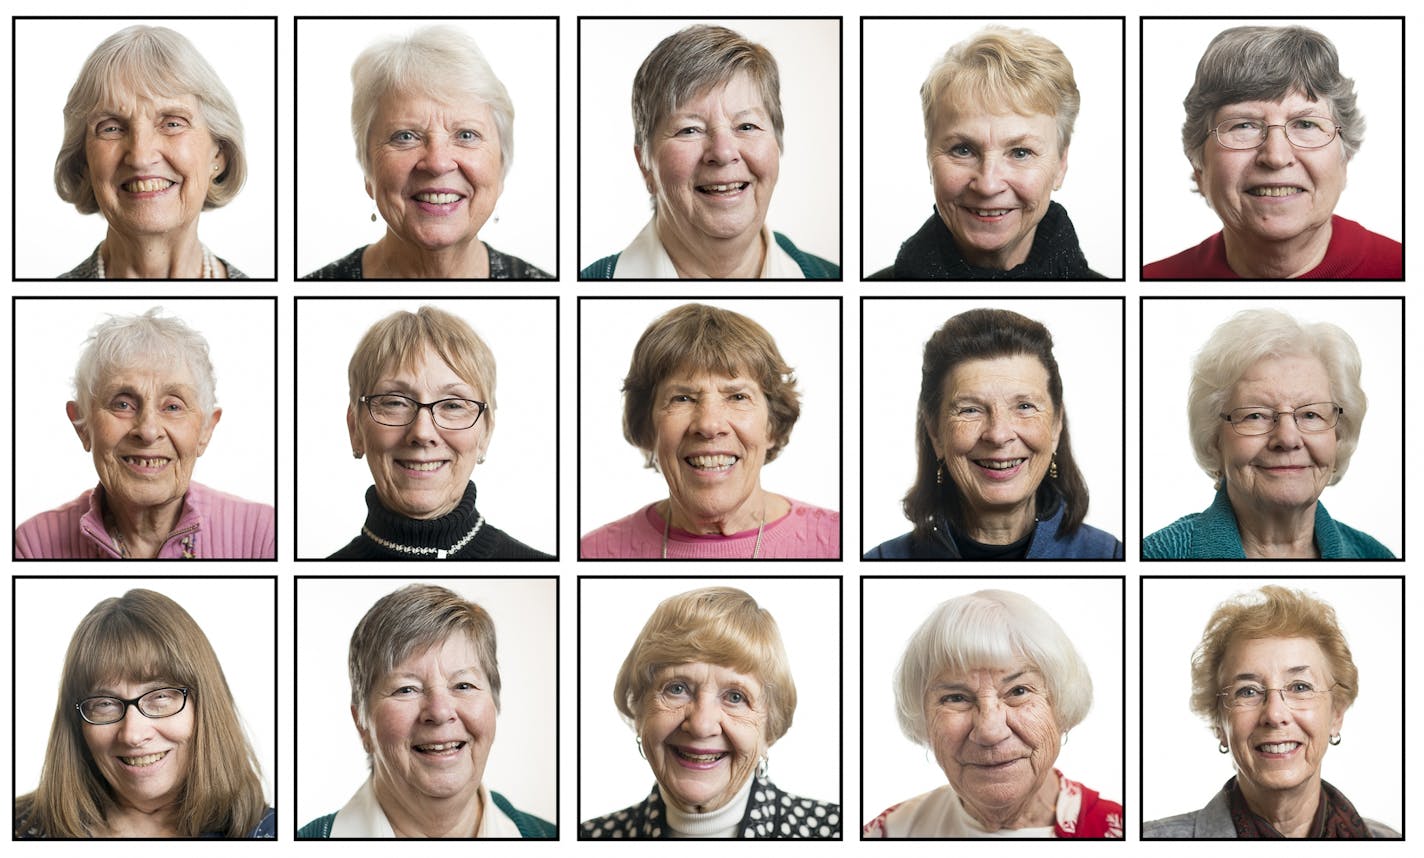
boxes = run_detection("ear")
[476,418,494,463]
[1053,144,1070,190]
[347,405,363,457]
[66,401,91,452]
[635,144,656,195]
[212,143,228,180]
[923,414,946,461]
[364,177,374,201]
[1329,702,1345,739]
[351,703,373,754]
[1052,411,1064,450]
[194,407,222,457]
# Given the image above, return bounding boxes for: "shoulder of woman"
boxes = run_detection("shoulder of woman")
[771,232,840,280]
[295,812,336,839]
[579,253,620,279]
[301,246,369,280]
[1316,510,1395,559]
[485,245,553,280]
[249,806,277,838]
[488,791,556,838]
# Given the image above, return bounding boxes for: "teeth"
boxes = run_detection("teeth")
[972,208,1012,216]
[675,748,726,762]
[699,183,748,193]
[687,454,737,469]
[977,458,1026,470]
[401,460,445,471]
[1248,186,1303,197]
[123,456,170,468]
[122,178,174,193]
[1259,742,1300,754]
[415,192,461,204]
[121,751,166,767]
[415,741,465,752]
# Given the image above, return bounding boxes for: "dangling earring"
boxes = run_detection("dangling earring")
[370,211,377,222]
[352,450,363,459]
[1049,453,1059,480]
[756,755,769,779]
[936,459,945,485]
[1330,733,1342,746]
[636,736,646,759]
[1218,742,1230,754]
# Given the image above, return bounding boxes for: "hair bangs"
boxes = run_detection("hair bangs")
[63,600,190,705]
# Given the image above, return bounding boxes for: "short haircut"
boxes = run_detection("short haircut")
[55,25,247,215]
[1189,585,1359,732]
[902,308,1090,542]
[1182,26,1363,174]
[350,25,515,179]
[614,587,796,745]
[894,589,1093,746]
[15,589,266,838]
[348,305,497,430]
[621,303,800,468]
[71,307,218,430]
[920,26,1080,153]
[348,584,502,730]
[632,24,785,174]
[1187,308,1365,488]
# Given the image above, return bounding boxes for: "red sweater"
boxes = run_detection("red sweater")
[1143,215,1402,279]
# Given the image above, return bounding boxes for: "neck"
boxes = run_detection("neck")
[366,232,489,278]
[1238,774,1321,838]
[99,798,182,837]
[657,216,766,278]
[102,225,216,279]
[666,489,786,536]
[963,497,1037,545]
[1228,487,1319,558]
[374,774,483,838]
[961,769,1059,832]
[1222,219,1332,279]
[104,492,186,559]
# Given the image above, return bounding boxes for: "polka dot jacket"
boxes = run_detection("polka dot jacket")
[581,777,841,839]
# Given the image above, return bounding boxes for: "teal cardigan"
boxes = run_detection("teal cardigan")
[297,791,555,839]
[1142,489,1394,559]
[580,232,839,279]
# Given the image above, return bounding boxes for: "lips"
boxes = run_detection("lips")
[1247,185,1306,197]
[685,453,738,471]
[413,740,467,756]
[697,182,749,195]
[122,455,172,472]
[413,191,464,204]
[975,458,1025,471]
[122,178,176,194]
[397,459,448,473]
[118,749,169,767]
[963,206,1014,217]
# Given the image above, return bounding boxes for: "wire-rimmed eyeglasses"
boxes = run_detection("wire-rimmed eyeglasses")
[1210,116,1342,150]
[360,393,488,430]
[1217,681,1341,711]
[76,687,190,725]
[1219,403,1341,436]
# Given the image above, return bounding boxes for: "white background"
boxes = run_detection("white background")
[294,298,557,558]
[1140,577,1402,830]
[11,298,277,527]
[12,17,277,279]
[294,18,558,278]
[862,298,1125,554]
[578,297,841,545]
[578,577,842,821]
[578,18,842,271]
[862,18,1126,279]
[13,577,276,806]
[1140,298,1403,556]
[1140,17,1403,267]
[294,577,557,825]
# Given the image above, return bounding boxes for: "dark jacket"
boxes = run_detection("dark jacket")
[580,777,840,839]
[864,501,1123,560]
[868,201,1104,280]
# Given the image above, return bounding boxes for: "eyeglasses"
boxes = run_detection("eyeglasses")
[1217,681,1341,711]
[1210,116,1341,150]
[360,393,487,430]
[1220,403,1341,436]
[76,687,190,725]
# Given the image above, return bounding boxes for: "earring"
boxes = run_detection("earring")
[352,450,363,459]
[756,755,769,779]
[477,455,486,465]
[1330,733,1341,746]
[1218,742,1230,754]
[936,459,945,486]
[1049,453,1059,480]
[1060,731,1070,747]
[370,211,377,222]
[636,736,646,759]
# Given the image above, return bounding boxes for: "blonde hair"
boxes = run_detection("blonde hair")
[347,306,497,429]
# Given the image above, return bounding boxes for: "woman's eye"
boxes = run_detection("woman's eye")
[948,143,974,158]
[97,123,122,136]
[454,681,476,691]
[1006,685,1030,697]
[676,126,703,136]
[940,692,969,705]
[456,129,480,142]
[1288,681,1314,693]
[1009,147,1033,160]
[725,690,746,705]
[110,399,135,411]
[730,392,750,402]
[392,130,418,143]
[393,685,420,696]
[737,122,760,132]
[671,394,694,404]
[1016,402,1039,412]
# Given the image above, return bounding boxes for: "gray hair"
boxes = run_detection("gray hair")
[1187,308,1366,488]
[894,590,1092,746]
[1182,26,1364,175]
[55,25,247,215]
[348,584,501,730]
[632,24,785,175]
[71,308,218,429]
[350,26,515,180]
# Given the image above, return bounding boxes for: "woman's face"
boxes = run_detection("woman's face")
[637,661,769,814]
[638,72,780,255]
[928,354,1062,527]
[1217,354,1337,519]
[366,90,503,253]
[1216,636,1344,801]
[348,343,491,520]
[924,662,1062,823]
[70,363,220,516]
[84,88,225,240]
[928,105,1068,270]
[81,680,194,816]
[358,635,497,811]
[1195,92,1346,251]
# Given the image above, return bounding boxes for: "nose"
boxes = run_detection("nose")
[114,702,156,745]
[418,136,458,176]
[703,125,740,166]
[1255,125,1297,169]
[403,404,441,444]
[122,124,161,169]
[688,398,729,438]
[968,698,1012,745]
[970,153,1010,195]
[421,686,456,723]
[682,694,722,738]
[1258,687,1293,724]
[129,403,165,445]
[1266,412,1304,448]
[979,408,1016,445]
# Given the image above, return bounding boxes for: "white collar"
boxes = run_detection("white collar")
[329,778,521,838]
[660,777,754,838]
[611,218,805,279]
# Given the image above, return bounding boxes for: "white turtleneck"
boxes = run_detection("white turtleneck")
[660,778,754,838]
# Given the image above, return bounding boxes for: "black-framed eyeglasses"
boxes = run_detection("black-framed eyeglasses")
[76,687,190,725]
[1219,403,1341,436]
[1217,681,1342,711]
[1210,116,1342,150]
[360,393,488,430]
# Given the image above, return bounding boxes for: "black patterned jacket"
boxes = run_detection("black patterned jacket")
[580,777,840,840]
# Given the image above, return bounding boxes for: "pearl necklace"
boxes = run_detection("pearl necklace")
[361,513,485,559]
[96,241,216,279]
[661,501,766,559]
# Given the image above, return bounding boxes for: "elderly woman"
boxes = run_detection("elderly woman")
[303,27,549,279]
[56,26,247,279]
[581,587,839,838]
[865,590,1121,837]
[581,25,838,279]
[14,309,273,559]
[1144,586,1396,837]
[870,28,1101,280]
[298,584,554,837]
[1144,26,1401,279]
[864,309,1120,559]
[14,589,273,838]
[1143,309,1390,559]
[579,303,838,559]
[334,306,548,559]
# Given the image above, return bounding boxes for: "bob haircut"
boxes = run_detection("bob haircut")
[621,303,800,469]
[350,26,515,180]
[14,589,266,838]
[1189,585,1359,732]
[903,308,1089,542]
[348,583,502,729]
[894,589,1092,745]
[55,25,247,215]
[614,587,796,745]
[920,26,1081,153]
[70,307,219,430]
[348,306,498,430]
[632,24,785,175]
[1187,308,1365,488]
[1182,26,1364,174]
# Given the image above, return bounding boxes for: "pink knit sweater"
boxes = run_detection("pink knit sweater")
[15,482,275,560]
[580,497,840,559]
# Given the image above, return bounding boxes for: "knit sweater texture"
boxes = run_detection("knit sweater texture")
[1143,215,1402,279]
[1142,488,1393,559]
[580,498,840,559]
[302,244,553,280]
[330,482,551,560]
[868,201,1104,280]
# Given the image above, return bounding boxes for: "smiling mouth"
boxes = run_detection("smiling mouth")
[1257,741,1301,754]
[413,192,464,204]
[414,741,467,756]
[964,206,1014,217]
[1248,186,1305,197]
[673,747,728,763]
[697,182,749,195]
[398,460,448,472]
[685,454,738,471]
[123,455,171,468]
[975,458,1025,470]
[122,178,175,193]
[119,750,169,767]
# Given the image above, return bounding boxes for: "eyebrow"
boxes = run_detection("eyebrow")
[1227,666,1315,683]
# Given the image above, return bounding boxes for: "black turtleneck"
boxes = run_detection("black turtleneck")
[329,482,552,560]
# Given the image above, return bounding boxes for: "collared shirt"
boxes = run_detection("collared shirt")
[329,778,521,838]
[611,218,806,279]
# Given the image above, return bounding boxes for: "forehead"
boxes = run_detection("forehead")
[934,106,1057,143]
[1218,635,1329,678]
[372,88,496,128]
[670,71,767,119]
[944,354,1050,398]
[388,633,483,675]
[99,362,199,392]
[377,344,478,390]
[928,661,1038,688]
[655,660,763,689]
[88,84,202,119]
[1213,91,1333,120]
[658,367,762,393]
[1227,354,1330,405]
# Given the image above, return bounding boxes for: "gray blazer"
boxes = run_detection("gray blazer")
[1144,787,1399,839]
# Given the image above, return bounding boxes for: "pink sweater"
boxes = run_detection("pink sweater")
[580,498,840,559]
[15,481,275,560]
